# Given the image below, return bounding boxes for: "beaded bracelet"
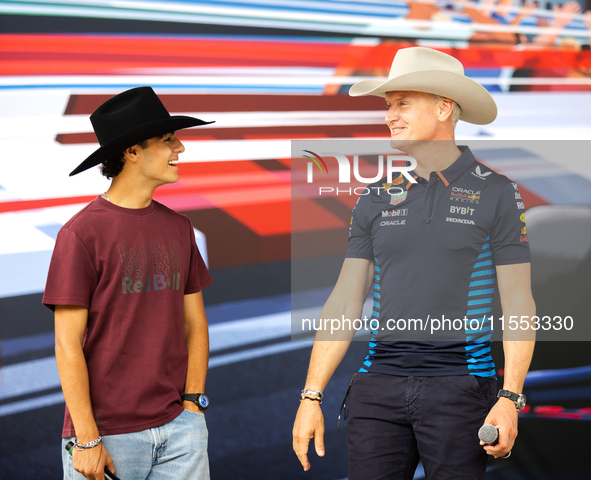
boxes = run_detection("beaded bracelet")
[73,436,102,451]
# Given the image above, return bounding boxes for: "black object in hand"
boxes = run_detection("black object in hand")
[65,441,121,480]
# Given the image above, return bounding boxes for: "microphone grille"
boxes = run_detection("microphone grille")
[478,424,498,444]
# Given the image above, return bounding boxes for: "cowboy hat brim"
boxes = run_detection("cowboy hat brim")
[349,70,497,125]
[69,115,214,176]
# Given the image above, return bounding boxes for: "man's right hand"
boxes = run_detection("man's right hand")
[72,444,116,480]
[292,399,325,471]
[291,258,373,471]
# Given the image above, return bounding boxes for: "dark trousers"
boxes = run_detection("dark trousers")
[347,373,497,480]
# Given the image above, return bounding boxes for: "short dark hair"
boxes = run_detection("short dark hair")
[100,137,151,179]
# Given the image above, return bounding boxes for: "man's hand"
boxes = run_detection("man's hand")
[292,400,325,471]
[480,398,518,458]
[182,400,203,413]
[291,258,373,471]
[72,444,115,480]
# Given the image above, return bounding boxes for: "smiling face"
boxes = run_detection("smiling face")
[384,91,442,145]
[134,131,185,187]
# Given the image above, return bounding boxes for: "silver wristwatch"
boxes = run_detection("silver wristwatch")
[497,389,526,412]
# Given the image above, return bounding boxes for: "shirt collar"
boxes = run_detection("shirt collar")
[406,145,476,190]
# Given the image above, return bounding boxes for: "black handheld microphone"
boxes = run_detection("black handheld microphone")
[65,442,121,480]
[478,424,499,445]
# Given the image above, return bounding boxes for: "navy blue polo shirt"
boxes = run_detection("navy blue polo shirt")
[345,146,530,377]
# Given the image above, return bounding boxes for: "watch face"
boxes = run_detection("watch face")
[198,394,209,409]
[516,394,526,411]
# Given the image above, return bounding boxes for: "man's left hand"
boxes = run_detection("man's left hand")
[480,397,518,458]
[182,400,203,413]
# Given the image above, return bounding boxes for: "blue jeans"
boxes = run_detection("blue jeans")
[62,409,209,480]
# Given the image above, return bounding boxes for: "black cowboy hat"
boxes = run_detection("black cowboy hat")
[69,86,213,176]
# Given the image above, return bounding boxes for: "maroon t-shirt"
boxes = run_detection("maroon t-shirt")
[43,196,212,437]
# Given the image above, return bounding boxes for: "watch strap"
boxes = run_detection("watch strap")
[181,393,203,403]
[497,389,519,402]
[497,389,526,411]
[181,393,209,410]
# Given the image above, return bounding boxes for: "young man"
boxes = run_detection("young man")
[43,86,214,480]
[293,47,536,479]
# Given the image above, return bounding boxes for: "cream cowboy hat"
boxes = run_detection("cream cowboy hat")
[349,47,497,125]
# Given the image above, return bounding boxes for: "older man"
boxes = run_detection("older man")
[293,47,535,480]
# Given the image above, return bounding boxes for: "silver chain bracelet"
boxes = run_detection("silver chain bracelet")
[300,388,323,400]
[73,436,102,451]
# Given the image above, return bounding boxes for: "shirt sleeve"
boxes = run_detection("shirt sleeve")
[184,219,213,295]
[345,194,374,260]
[490,181,531,266]
[42,227,98,311]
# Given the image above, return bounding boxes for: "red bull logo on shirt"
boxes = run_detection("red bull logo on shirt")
[450,187,480,203]
[118,240,182,294]
[382,174,404,190]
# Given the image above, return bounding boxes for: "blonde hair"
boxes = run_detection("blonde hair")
[429,94,461,128]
